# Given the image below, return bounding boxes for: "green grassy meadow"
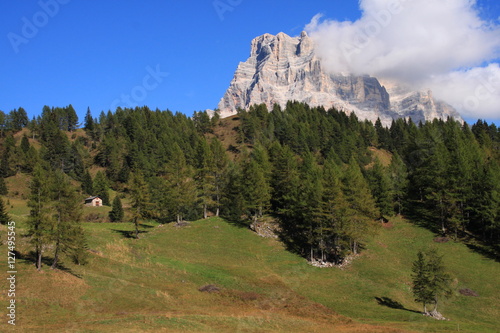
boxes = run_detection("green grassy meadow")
[1,212,499,332]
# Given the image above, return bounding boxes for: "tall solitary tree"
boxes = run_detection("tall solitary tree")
[129,172,151,238]
[411,249,453,316]
[27,164,53,270]
[50,171,84,269]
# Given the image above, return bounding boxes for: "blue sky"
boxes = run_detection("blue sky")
[1,0,499,125]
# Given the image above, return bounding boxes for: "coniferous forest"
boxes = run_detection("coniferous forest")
[1,102,499,267]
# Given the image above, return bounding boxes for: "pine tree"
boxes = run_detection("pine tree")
[93,171,110,205]
[366,159,394,216]
[412,251,433,313]
[109,196,124,222]
[165,144,197,224]
[221,162,245,221]
[20,135,30,153]
[317,158,350,263]
[242,159,271,224]
[0,177,8,196]
[129,172,151,238]
[0,197,10,225]
[195,139,215,219]
[412,249,452,315]
[297,152,323,261]
[342,157,379,254]
[388,152,408,215]
[27,164,53,270]
[81,170,93,195]
[50,170,84,269]
[210,138,228,217]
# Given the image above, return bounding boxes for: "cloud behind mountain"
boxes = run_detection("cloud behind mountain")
[305,0,500,120]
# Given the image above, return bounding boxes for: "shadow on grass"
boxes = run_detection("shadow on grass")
[404,201,442,235]
[16,250,83,278]
[465,242,500,263]
[222,216,251,229]
[111,229,149,239]
[404,201,500,263]
[375,297,421,314]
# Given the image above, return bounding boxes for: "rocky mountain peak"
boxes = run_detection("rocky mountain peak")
[217,32,462,125]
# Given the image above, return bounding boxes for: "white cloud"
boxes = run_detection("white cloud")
[425,64,500,119]
[305,0,500,120]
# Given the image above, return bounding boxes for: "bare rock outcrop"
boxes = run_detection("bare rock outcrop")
[217,32,462,126]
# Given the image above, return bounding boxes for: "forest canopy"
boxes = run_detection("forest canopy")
[1,103,499,264]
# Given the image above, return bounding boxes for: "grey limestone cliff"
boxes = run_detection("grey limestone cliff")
[217,32,462,125]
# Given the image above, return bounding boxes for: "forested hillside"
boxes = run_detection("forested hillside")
[1,103,499,267]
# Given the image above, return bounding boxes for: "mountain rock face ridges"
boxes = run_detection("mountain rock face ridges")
[217,31,462,125]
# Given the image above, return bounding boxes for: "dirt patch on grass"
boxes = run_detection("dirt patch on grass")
[459,288,479,297]
[381,220,394,229]
[433,237,450,243]
[198,284,221,293]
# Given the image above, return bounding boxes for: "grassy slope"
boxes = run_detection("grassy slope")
[1,214,499,332]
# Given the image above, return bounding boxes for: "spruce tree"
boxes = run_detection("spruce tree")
[210,138,228,217]
[109,196,124,222]
[81,170,93,195]
[411,251,433,313]
[297,152,323,261]
[20,135,30,153]
[342,157,379,254]
[93,171,110,205]
[366,159,394,216]
[412,249,452,316]
[50,170,84,269]
[388,152,408,215]
[0,177,8,196]
[0,197,10,225]
[221,162,245,221]
[242,159,271,224]
[318,158,350,263]
[195,139,215,219]
[129,172,151,238]
[165,144,197,224]
[27,164,53,270]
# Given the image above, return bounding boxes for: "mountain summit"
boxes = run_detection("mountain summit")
[217,32,462,125]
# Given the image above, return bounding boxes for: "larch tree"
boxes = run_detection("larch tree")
[195,139,215,219]
[366,158,393,216]
[165,144,197,224]
[129,172,151,239]
[242,158,271,224]
[342,157,380,255]
[50,170,84,269]
[0,197,10,225]
[93,171,110,205]
[210,138,228,217]
[412,249,453,316]
[27,164,53,270]
[388,152,408,215]
[109,196,124,222]
[317,158,350,263]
